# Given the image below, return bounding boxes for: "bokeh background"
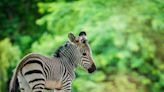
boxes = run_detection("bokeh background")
[0,0,163,92]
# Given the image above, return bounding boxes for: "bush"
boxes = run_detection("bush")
[36,0,164,92]
[0,0,163,92]
[0,38,20,91]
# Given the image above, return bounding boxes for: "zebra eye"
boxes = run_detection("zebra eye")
[75,40,79,43]
[83,53,86,56]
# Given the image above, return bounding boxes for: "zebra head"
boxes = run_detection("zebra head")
[68,31,96,73]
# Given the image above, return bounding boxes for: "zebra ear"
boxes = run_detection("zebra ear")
[79,31,86,36]
[68,32,76,42]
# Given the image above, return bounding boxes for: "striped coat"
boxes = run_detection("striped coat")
[9,32,96,92]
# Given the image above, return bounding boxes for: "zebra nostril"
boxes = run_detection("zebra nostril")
[88,64,96,73]
[82,40,86,43]
[82,53,86,56]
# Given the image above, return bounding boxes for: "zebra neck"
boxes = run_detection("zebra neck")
[61,60,76,79]
[57,44,81,70]
[58,57,75,79]
[61,56,77,70]
[61,46,80,69]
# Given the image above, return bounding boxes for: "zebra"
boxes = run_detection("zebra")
[9,31,96,92]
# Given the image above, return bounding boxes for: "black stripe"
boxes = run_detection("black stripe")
[45,64,51,72]
[33,87,44,89]
[63,73,69,82]
[63,64,69,79]
[24,70,43,76]
[29,78,45,84]
[62,79,71,85]
[63,85,71,90]
[63,68,67,77]
[65,87,71,90]
[63,82,71,87]
[21,60,43,75]
[24,60,43,67]
[43,67,48,78]
[66,88,71,90]
[32,83,45,89]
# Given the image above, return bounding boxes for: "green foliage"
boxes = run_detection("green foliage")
[0,0,163,92]
[36,0,163,92]
[0,39,20,91]
[0,0,47,53]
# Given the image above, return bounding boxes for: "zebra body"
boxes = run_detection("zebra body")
[18,53,75,92]
[10,32,96,92]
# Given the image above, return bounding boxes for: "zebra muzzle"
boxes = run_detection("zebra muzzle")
[88,64,96,73]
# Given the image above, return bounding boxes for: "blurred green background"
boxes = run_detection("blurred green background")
[0,0,163,92]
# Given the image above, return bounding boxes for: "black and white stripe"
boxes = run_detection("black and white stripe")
[10,32,96,92]
[16,42,82,92]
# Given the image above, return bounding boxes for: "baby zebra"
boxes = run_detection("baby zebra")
[9,31,96,92]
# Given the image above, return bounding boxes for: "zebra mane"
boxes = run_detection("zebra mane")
[53,41,70,57]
